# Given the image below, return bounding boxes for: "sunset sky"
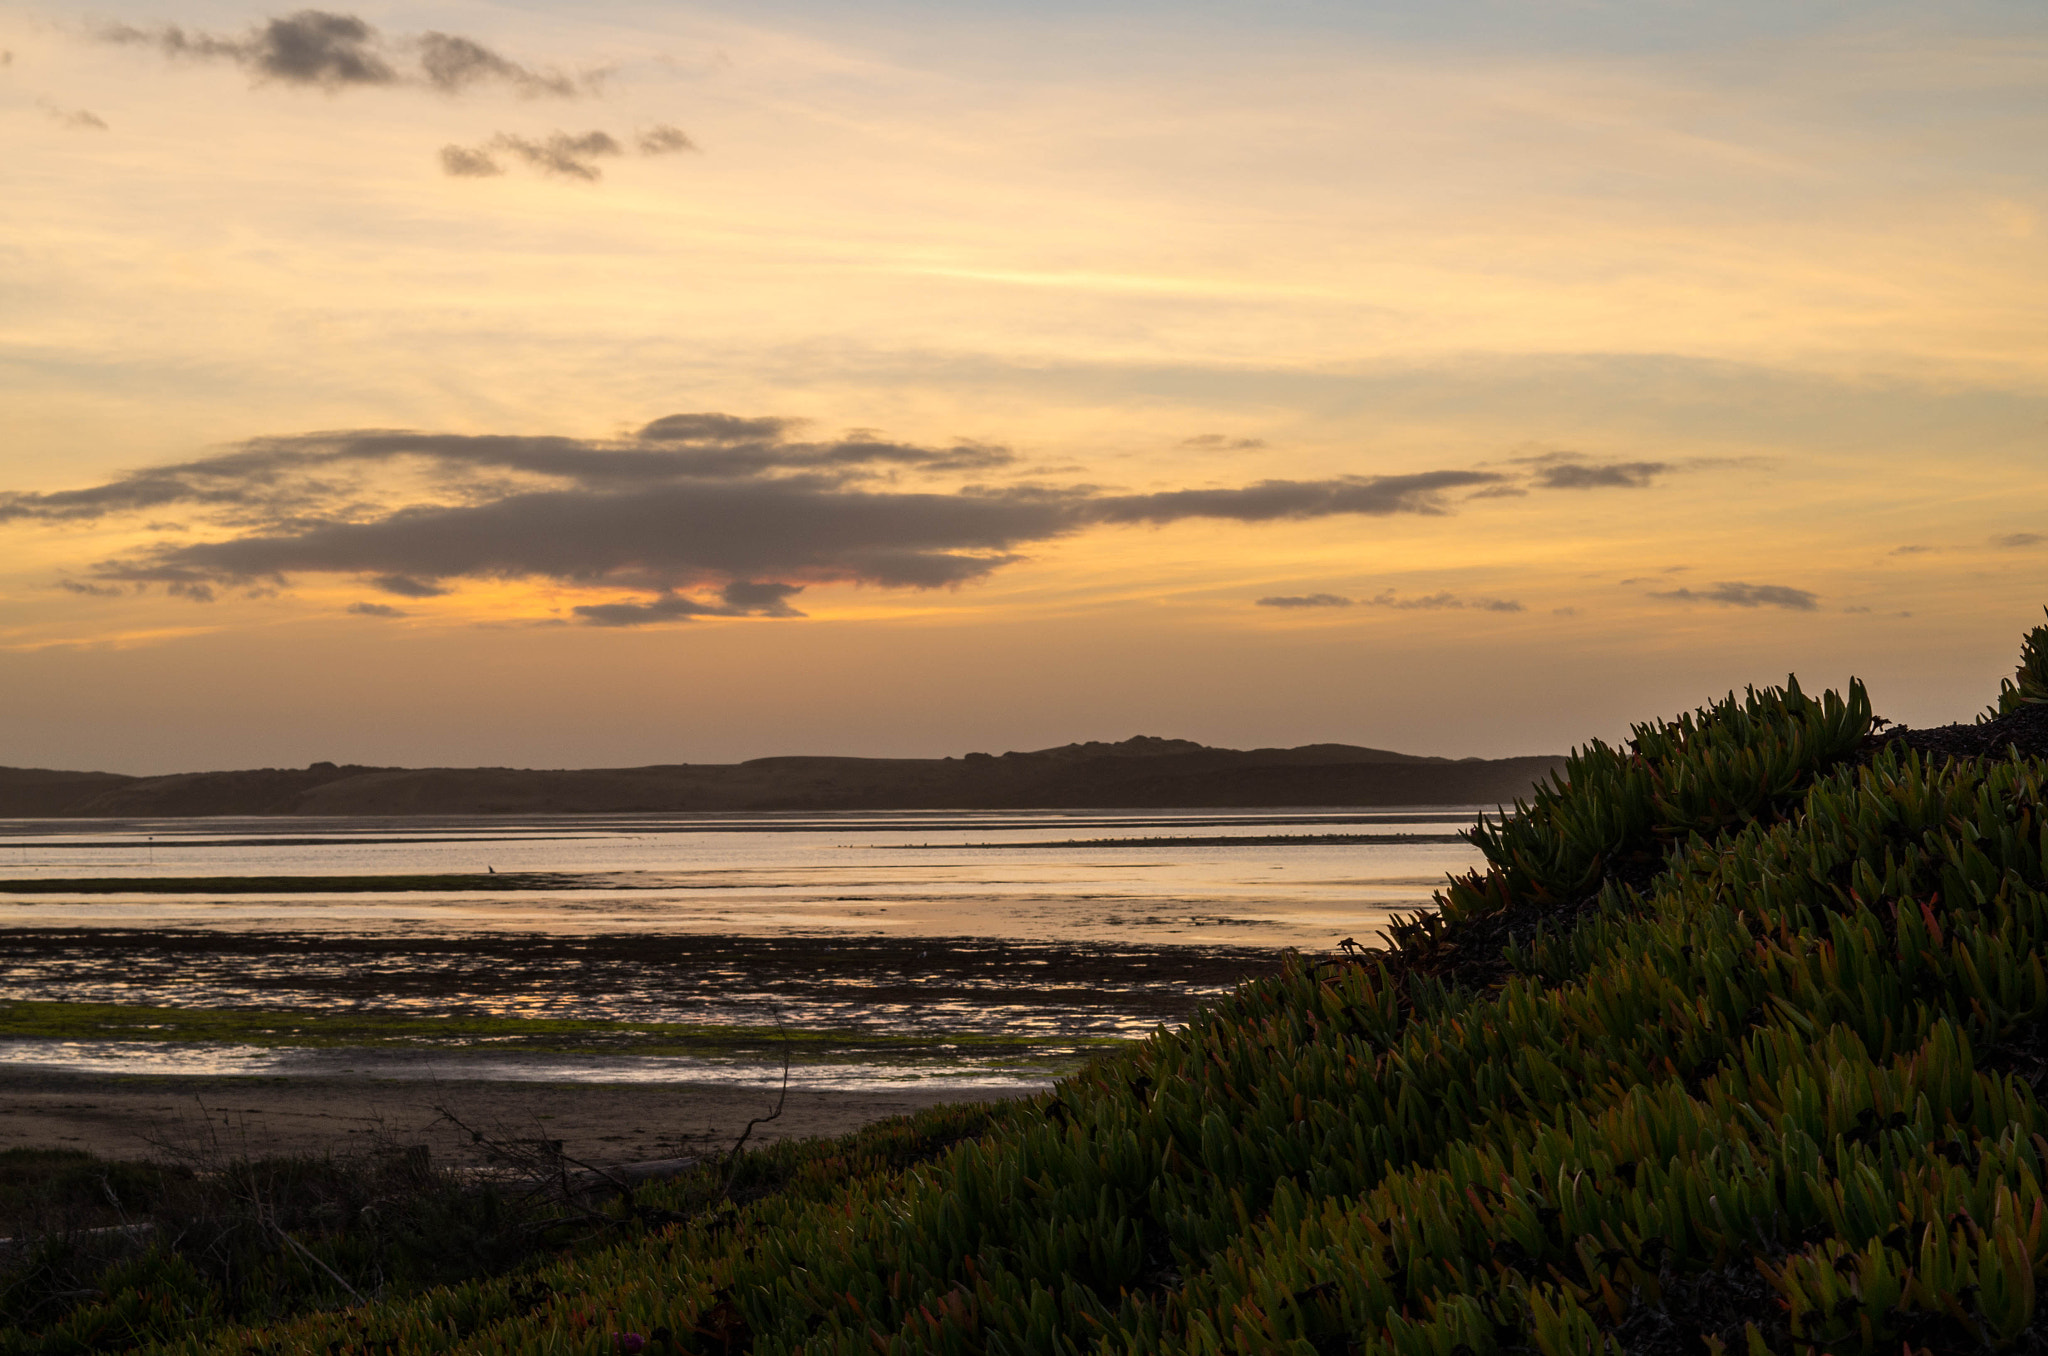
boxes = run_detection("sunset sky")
[2,0,2045,773]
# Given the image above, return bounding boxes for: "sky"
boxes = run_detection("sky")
[1,0,2045,773]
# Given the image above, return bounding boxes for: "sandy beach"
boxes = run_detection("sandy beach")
[0,1069,1036,1167]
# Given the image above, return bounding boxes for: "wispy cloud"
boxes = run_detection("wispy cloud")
[417,32,574,97]
[439,144,502,177]
[1515,450,1669,490]
[636,125,696,155]
[574,581,806,627]
[96,10,586,97]
[1649,581,1818,610]
[347,600,407,618]
[440,126,698,181]
[474,130,620,181]
[1995,532,2045,549]
[39,100,109,130]
[1361,590,1523,612]
[1257,591,1522,613]
[372,574,446,598]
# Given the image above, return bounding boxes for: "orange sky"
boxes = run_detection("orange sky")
[1,1,2044,771]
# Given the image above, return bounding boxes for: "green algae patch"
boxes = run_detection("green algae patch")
[0,999,1123,1066]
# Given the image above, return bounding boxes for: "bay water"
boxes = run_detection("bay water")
[0,808,1484,1091]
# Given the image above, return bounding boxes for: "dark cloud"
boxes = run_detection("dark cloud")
[1180,434,1266,451]
[5,413,1546,627]
[347,600,407,618]
[418,32,573,97]
[1891,544,1935,555]
[91,482,1053,592]
[1509,449,1679,491]
[57,580,126,597]
[574,581,806,627]
[439,144,502,177]
[1995,532,2045,549]
[487,130,619,180]
[0,419,1022,529]
[250,10,390,86]
[639,414,796,443]
[1530,460,1668,490]
[1650,581,1819,611]
[373,574,446,598]
[719,580,806,615]
[1361,591,1523,612]
[636,124,697,156]
[570,594,719,626]
[102,11,396,88]
[1089,472,1502,524]
[0,468,255,523]
[96,11,578,97]
[1257,593,1351,608]
[442,127,698,180]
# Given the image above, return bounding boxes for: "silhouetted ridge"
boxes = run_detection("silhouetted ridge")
[0,738,1563,817]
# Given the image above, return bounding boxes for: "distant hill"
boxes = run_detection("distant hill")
[0,735,1566,817]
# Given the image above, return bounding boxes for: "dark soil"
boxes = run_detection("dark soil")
[1870,701,2048,763]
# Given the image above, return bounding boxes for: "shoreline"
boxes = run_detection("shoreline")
[0,1068,1034,1167]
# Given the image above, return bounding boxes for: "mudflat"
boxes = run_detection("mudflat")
[0,1069,1035,1167]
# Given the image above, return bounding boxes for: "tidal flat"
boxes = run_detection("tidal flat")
[0,997,1122,1067]
[0,873,578,893]
[0,808,1479,1161]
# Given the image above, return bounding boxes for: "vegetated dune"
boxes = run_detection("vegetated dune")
[7,618,2048,1354]
[0,736,1566,816]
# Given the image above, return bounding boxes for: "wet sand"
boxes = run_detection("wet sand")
[0,1069,1035,1167]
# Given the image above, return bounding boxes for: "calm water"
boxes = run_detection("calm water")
[0,808,1482,1087]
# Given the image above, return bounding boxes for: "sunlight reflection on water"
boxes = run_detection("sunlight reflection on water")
[0,1040,1051,1090]
[1,808,1483,1083]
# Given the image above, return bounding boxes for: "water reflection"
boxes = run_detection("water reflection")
[0,1039,1050,1090]
[0,808,1480,1083]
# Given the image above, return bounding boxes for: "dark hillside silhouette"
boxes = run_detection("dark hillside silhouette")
[0,736,1565,816]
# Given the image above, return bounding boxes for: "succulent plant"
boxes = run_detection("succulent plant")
[1994,607,2048,715]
